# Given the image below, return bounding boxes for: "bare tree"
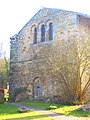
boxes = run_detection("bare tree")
[46,34,90,105]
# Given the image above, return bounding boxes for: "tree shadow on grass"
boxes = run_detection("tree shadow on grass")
[47,104,90,117]
[67,109,90,117]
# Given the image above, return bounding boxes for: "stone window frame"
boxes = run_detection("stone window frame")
[34,27,37,44]
[38,22,46,43]
[30,20,53,45]
[30,24,38,44]
[49,22,53,41]
[46,20,53,41]
[41,24,45,42]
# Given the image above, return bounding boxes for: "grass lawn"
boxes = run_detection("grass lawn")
[20,100,90,117]
[0,103,55,120]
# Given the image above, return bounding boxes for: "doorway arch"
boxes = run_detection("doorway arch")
[32,77,43,98]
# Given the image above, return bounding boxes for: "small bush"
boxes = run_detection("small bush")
[46,105,57,110]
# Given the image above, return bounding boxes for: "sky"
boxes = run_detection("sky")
[0,0,90,58]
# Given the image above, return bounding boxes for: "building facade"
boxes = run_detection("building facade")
[10,8,90,102]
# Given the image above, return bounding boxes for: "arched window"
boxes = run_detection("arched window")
[34,27,37,44]
[49,23,53,41]
[41,24,45,42]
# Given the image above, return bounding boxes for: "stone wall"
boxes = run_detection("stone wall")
[10,8,77,62]
[10,8,90,102]
[10,41,64,99]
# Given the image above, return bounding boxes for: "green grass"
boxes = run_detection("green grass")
[20,100,54,109]
[0,101,90,119]
[0,103,55,120]
[53,105,90,117]
[20,100,90,117]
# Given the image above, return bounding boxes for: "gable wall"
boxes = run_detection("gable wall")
[11,9,77,62]
[10,8,80,100]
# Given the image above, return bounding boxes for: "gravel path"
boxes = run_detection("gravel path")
[11,103,90,120]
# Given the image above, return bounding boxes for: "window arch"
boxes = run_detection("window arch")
[41,24,45,42]
[49,23,53,41]
[34,27,37,44]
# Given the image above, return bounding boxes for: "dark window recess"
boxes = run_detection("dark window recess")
[41,25,45,42]
[49,23,53,41]
[34,27,37,44]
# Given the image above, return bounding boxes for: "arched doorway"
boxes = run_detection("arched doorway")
[32,77,43,98]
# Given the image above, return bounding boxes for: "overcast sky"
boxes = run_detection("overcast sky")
[0,0,90,57]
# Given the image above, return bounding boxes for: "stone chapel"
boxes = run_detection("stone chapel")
[10,7,90,102]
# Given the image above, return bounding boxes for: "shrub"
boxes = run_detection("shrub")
[46,105,57,110]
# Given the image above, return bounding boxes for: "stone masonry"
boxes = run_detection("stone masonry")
[10,7,90,102]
